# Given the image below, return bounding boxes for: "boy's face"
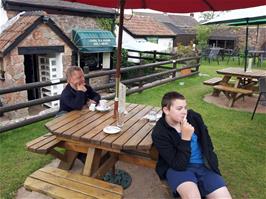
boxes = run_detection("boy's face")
[68,70,85,87]
[163,99,187,123]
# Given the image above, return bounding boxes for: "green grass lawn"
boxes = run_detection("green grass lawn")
[0,59,265,199]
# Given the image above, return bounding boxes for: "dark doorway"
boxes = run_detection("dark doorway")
[24,54,40,100]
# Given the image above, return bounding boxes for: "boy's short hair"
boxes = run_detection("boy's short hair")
[161,91,185,109]
[66,66,83,80]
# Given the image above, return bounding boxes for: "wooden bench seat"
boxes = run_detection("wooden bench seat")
[213,85,253,95]
[26,133,61,154]
[203,77,223,86]
[24,167,123,199]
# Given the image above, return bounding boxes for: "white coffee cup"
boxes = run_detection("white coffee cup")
[89,103,96,111]
[99,100,108,109]
[148,110,157,122]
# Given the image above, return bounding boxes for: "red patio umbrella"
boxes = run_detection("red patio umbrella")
[66,0,266,117]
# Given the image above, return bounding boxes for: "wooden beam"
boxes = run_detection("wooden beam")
[58,150,78,170]
[92,154,118,179]
[119,153,156,169]
[83,148,102,176]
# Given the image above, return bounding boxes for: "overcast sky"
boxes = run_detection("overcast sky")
[124,5,266,22]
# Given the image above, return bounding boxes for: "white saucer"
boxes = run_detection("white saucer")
[143,113,162,121]
[103,126,121,134]
[96,106,111,112]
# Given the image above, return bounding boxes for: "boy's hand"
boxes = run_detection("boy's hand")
[180,119,194,141]
[77,83,87,92]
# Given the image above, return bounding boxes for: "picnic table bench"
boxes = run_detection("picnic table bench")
[203,77,223,86]
[203,68,266,107]
[26,133,65,161]
[24,167,123,199]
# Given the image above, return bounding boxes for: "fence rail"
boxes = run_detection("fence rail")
[0,56,200,133]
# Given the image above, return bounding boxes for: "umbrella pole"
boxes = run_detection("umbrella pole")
[244,18,249,72]
[114,0,125,118]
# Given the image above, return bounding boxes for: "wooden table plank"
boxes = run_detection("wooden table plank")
[72,110,115,140]
[63,111,107,139]
[137,130,153,151]
[54,111,98,135]
[69,103,135,141]
[83,104,138,144]
[103,106,153,149]
[47,109,90,132]
[216,67,266,79]
[45,111,79,128]
[123,110,161,150]
[94,104,148,147]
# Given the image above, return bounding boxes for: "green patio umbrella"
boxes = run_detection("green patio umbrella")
[203,6,266,71]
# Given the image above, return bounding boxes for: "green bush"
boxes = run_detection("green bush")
[173,44,198,65]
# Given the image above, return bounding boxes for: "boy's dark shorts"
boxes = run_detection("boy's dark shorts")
[166,164,226,197]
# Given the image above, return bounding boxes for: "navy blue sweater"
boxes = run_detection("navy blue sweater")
[152,109,221,179]
[59,84,101,112]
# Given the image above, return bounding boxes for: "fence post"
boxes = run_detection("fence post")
[153,50,156,63]
[172,60,177,78]
[83,66,90,85]
[196,57,200,71]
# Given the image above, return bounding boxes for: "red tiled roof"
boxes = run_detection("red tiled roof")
[123,15,175,37]
[0,14,40,53]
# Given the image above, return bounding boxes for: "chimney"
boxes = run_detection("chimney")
[190,13,194,17]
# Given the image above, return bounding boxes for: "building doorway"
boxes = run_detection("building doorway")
[24,54,40,100]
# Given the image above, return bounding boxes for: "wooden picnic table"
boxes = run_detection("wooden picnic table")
[45,101,159,178]
[214,67,266,107]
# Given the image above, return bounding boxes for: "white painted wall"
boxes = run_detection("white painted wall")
[0,4,8,27]
[102,52,111,69]
[158,38,173,52]
[115,25,173,53]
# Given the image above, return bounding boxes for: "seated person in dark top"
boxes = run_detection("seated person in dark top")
[152,92,231,199]
[59,66,101,114]
[58,66,101,163]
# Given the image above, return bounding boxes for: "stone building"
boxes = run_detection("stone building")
[1,0,116,119]
[0,12,78,118]
[208,25,266,51]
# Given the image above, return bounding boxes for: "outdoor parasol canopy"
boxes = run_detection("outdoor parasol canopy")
[203,6,266,72]
[65,0,266,116]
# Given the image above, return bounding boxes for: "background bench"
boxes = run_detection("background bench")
[213,85,253,107]
[203,77,223,86]
[213,85,253,95]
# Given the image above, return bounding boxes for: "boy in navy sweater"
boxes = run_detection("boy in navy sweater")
[59,66,100,114]
[58,66,101,163]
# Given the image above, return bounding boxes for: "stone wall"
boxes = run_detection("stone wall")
[235,27,266,50]
[210,26,266,51]
[89,72,110,89]
[1,23,73,119]
[49,14,100,39]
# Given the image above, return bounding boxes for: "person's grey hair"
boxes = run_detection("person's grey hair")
[66,66,83,80]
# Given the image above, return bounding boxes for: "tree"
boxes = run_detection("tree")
[198,11,225,23]
[196,25,214,50]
